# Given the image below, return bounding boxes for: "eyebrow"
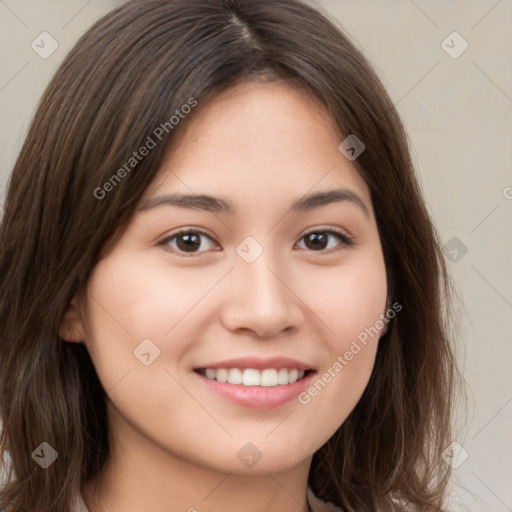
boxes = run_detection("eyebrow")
[138,188,370,218]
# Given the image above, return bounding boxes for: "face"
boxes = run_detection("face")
[62,81,388,476]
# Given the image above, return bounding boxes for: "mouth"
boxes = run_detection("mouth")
[192,356,316,407]
[193,367,314,387]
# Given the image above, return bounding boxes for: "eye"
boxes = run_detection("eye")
[159,227,354,256]
[160,229,219,255]
[295,229,354,252]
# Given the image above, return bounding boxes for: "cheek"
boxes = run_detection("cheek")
[86,254,218,339]
[292,250,387,425]
[81,255,210,420]
[82,254,229,386]
[329,275,387,349]
[297,250,388,349]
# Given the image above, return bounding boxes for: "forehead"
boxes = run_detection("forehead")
[143,81,371,211]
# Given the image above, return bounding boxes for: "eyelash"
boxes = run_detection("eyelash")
[159,227,355,257]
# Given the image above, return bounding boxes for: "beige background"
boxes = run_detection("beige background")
[0,1,511,510]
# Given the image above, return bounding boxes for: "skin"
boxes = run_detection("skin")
[60,80,388,512]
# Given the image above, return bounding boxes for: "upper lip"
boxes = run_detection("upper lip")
[194,356,314,371]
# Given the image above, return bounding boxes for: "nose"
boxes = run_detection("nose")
[220,251,304,338]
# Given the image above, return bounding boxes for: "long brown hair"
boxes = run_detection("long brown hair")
[0,1,460,510]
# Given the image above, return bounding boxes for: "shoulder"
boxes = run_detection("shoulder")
[307,486,343,512]
[306,487,418,511]
[75,491,89,512]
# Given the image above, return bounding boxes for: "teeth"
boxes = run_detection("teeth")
[277,368,289,385]
[216,369,228,383]
[261,369,277,387]
[242,368,260,386]
[200,368,307,387]
[288,369,299,384]
[227,368,243,385]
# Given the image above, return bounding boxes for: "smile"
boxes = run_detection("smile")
[195,367,311,387]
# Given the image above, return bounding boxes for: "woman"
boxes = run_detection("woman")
[0,0,459,510]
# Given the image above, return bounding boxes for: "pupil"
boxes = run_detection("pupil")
[306,233,327,250]
[177,233,201,252]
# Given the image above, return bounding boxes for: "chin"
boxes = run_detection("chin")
[193,439,315,476]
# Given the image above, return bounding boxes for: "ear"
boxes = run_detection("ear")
[59,294,86,343]
[380,319,389,337]
[379,296,392,338]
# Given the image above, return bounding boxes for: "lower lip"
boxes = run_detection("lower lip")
[194,371,316,408]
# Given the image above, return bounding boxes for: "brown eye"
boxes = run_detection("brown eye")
[304,232,329,250]
[176,233,202,252]
[296,230,353,252]
[162,230,218,255]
